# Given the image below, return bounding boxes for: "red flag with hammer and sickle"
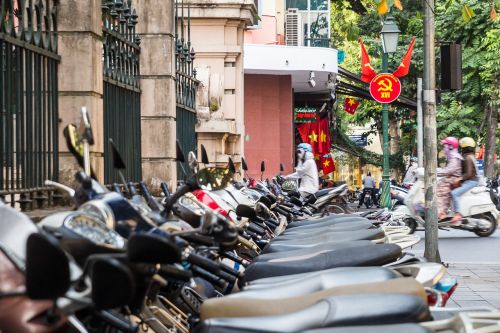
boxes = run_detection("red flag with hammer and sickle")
[360,38,377,83]
[393,37,416,78]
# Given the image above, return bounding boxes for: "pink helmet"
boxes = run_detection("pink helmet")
[441,137,459,149]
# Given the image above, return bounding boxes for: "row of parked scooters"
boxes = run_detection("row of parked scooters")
[1,108,500,333]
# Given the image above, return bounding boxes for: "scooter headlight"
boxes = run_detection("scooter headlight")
[79,200,115,230]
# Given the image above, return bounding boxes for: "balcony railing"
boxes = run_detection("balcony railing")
[304,37,330,48]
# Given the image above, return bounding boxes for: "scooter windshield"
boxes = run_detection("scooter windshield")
[196,167,234,191]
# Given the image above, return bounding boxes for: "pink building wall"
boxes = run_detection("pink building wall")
[244,16,278,45]
[244,74,294,178]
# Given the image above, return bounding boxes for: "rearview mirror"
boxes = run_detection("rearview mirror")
[63,124,97,180]
[260,161,266,172]
[188,151,198,171]
[63,124,84,162]
[25,233,70,300]
[241,157,248,171]
[127,233,182,264]
[200,144,209,165]
[228,157,236,174]
[109,139,126,170]
[176,140,185,163]
[236,204,257,219]
[91,258,135,310]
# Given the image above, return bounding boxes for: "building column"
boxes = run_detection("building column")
[57,0,104,185]
[135,1,177,192]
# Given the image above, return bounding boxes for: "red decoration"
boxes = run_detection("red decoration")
[369,73,402,104]
[360,38,377,83]
[344,97,360,115]
[393,37,416,78]
[321,154,336,175]
[297,116,331,155]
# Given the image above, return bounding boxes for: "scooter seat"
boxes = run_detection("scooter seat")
[247,266,398,288]
[271,228,384,244]
[194,293,430,333]
[287,216,372,229]
[261,240,373,254]
[314,188,336,197]
[302,324,432,333]
[201,278,426,320]
[241,267,401,297]
[244,244,402,282]
[255,241,374,261]
[284,221,373,235]
[282,221,373,236]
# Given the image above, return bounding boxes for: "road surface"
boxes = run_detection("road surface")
[410,228,500,263]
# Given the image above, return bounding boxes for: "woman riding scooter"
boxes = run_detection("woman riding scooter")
[449,137,480,225]
[285,143,319,198]
[437,137,463,223]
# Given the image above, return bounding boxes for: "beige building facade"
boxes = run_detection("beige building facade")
[188,1,256,165]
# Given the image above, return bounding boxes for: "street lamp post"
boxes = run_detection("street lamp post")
[379,14,400,209]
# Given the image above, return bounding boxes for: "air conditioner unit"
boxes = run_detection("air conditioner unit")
[285,8,303,46]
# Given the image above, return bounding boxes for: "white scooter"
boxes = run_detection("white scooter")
[404,168,498,237]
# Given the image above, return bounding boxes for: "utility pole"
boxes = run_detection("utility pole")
[422,0,441,262]
[417,78,424,167]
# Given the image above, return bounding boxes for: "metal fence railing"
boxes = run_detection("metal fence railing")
[0,1,62,211]
[102,0,142,184]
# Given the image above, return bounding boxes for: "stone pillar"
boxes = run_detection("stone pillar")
[57,0,104,185]
[135,1,177,193]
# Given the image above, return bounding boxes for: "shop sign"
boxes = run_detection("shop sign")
[294,107,316,123]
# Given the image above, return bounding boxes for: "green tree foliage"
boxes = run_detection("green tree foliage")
[436,0,500,145]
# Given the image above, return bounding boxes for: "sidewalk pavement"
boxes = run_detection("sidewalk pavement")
[446,263,500,309]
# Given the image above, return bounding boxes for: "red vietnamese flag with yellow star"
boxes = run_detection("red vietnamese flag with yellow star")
[317,117,330,155]
[344,97,360,115]
[297,116,330,155]
[321,154,335,175]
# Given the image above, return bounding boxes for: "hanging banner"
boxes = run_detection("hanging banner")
[294,107,316,123]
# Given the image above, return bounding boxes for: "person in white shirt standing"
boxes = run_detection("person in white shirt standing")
[286,143,319,197]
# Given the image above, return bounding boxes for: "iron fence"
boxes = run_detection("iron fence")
[175,1,199,181]
[102,0,142,184]
[0,1,62,210]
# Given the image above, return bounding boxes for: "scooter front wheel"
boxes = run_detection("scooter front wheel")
[473,213,497,237]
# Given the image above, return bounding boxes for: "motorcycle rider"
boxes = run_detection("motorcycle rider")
[357,172,378,209]
[437,137,463,222]
[403,157,419,185]
[286,143,319,197]
[449,137,480,224]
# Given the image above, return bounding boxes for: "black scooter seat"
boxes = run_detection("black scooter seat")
[256,241,373,261]
[287,216,372,229]
[286,219,373,232]
[282,221,373,236]
[271,228,384,244]
[261,239,373,254]
[194,293,430,333]
[240,266,401,297]
[244,244,402,282]
[302,324,432,333]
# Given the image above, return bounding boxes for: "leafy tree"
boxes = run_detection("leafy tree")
[435,0,499,146]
